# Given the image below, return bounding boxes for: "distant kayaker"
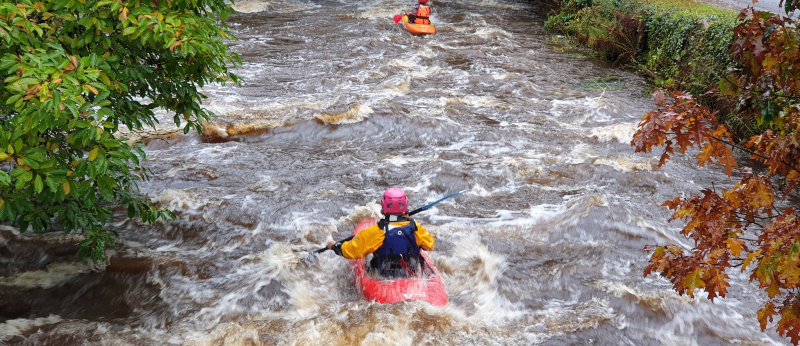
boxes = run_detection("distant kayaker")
[327,188,435,278]
[405,0,432,25]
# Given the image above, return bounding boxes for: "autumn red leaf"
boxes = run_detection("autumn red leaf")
[640,7,800,345]
[778,307,800,344]
[702,268,730,300]
[759,302,777,330]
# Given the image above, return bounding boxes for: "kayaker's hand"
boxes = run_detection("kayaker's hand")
[327,241,344,256]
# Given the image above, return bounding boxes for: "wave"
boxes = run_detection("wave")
[232,0,320,14]
[0,315,62,338]
[0,260,106,289]
[315,103,374,125]
[202,119,283,141]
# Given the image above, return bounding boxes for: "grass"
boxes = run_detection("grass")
[544,0,738,94]
[638,0,736,16]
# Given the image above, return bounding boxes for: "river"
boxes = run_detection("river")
[0,0,790,345]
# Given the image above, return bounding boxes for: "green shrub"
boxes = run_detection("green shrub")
[540,0,738,121]
[0,0,241,261]
[544,0,594,30]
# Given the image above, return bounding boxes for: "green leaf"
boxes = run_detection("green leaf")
[0,171,11,186]
[45,176,57,192]
[91,244,105,262]
[9,167,25,178]
[0,0,240,262]
[5,94,21,105]
[76,245,90,259]
[16,171,32,190]
[22,157,40,169]
[89,148,100,161]
[34,175,43,193]
[0,171,9,185]
[27,152,46,162]
[18,220,30,234]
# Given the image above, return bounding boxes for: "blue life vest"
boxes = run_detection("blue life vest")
[376,219,420,257]
[371,217,423,277]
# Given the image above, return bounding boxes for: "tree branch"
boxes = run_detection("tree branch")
[708,136,800,177]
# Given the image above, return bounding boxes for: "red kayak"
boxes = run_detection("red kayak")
[349,217,448,306]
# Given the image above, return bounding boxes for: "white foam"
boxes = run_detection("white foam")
[468,184,494,197]
[250,176,282,193]
[387,50,440,69]
[0,225,20,235]
[184,322,262,346]
[316,103,374,125]
[376,75,411,97]
[590,121,639,144]
[359,322,415,346]
[433,194,608,235]
[0,261,104,289]
[438,234,526,325]
[474,27,513,39]
[0,315,62,337]
[382,153,437,166]
[191,144,241,166]
[535,297,618,333]
[632,214,694,250]
[151,189,224,213]
[550,92,618,125]
[232,0,319,14]
[594,279,697,313]
[432,95,501,108]
[358,7,401,20]
[336,201,384,227]
[491,72,513,80]
[204,94,331,121]
[593,157,655,172]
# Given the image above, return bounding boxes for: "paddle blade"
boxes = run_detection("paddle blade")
[393,14,402,24]
[301,251,320,266]
[409,190,468,216]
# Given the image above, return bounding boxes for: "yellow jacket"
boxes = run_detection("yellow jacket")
[340,220,434,259]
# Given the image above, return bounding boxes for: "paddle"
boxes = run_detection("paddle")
[308,190,468,257]
[393,14,402,24]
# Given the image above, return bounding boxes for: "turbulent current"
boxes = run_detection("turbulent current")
[0,0,791,345]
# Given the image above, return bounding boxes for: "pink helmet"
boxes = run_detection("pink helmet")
[382,188,408,215]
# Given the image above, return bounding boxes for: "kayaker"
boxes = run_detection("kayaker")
[405,0,432,25]
[327,188,435,278]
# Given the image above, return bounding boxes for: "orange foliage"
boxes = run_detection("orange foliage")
[632,90,737,174]
[637,7,800,344]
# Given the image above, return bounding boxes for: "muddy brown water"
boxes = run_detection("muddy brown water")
[0,0,790,345]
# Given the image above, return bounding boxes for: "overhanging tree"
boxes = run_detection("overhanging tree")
[635,3,800,344]
[0,0,240,261]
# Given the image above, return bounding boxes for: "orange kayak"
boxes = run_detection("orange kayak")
[402,15,436,35]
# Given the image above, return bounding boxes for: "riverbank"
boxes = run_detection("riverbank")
[543,0,737,93]
[539,0,746,130]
